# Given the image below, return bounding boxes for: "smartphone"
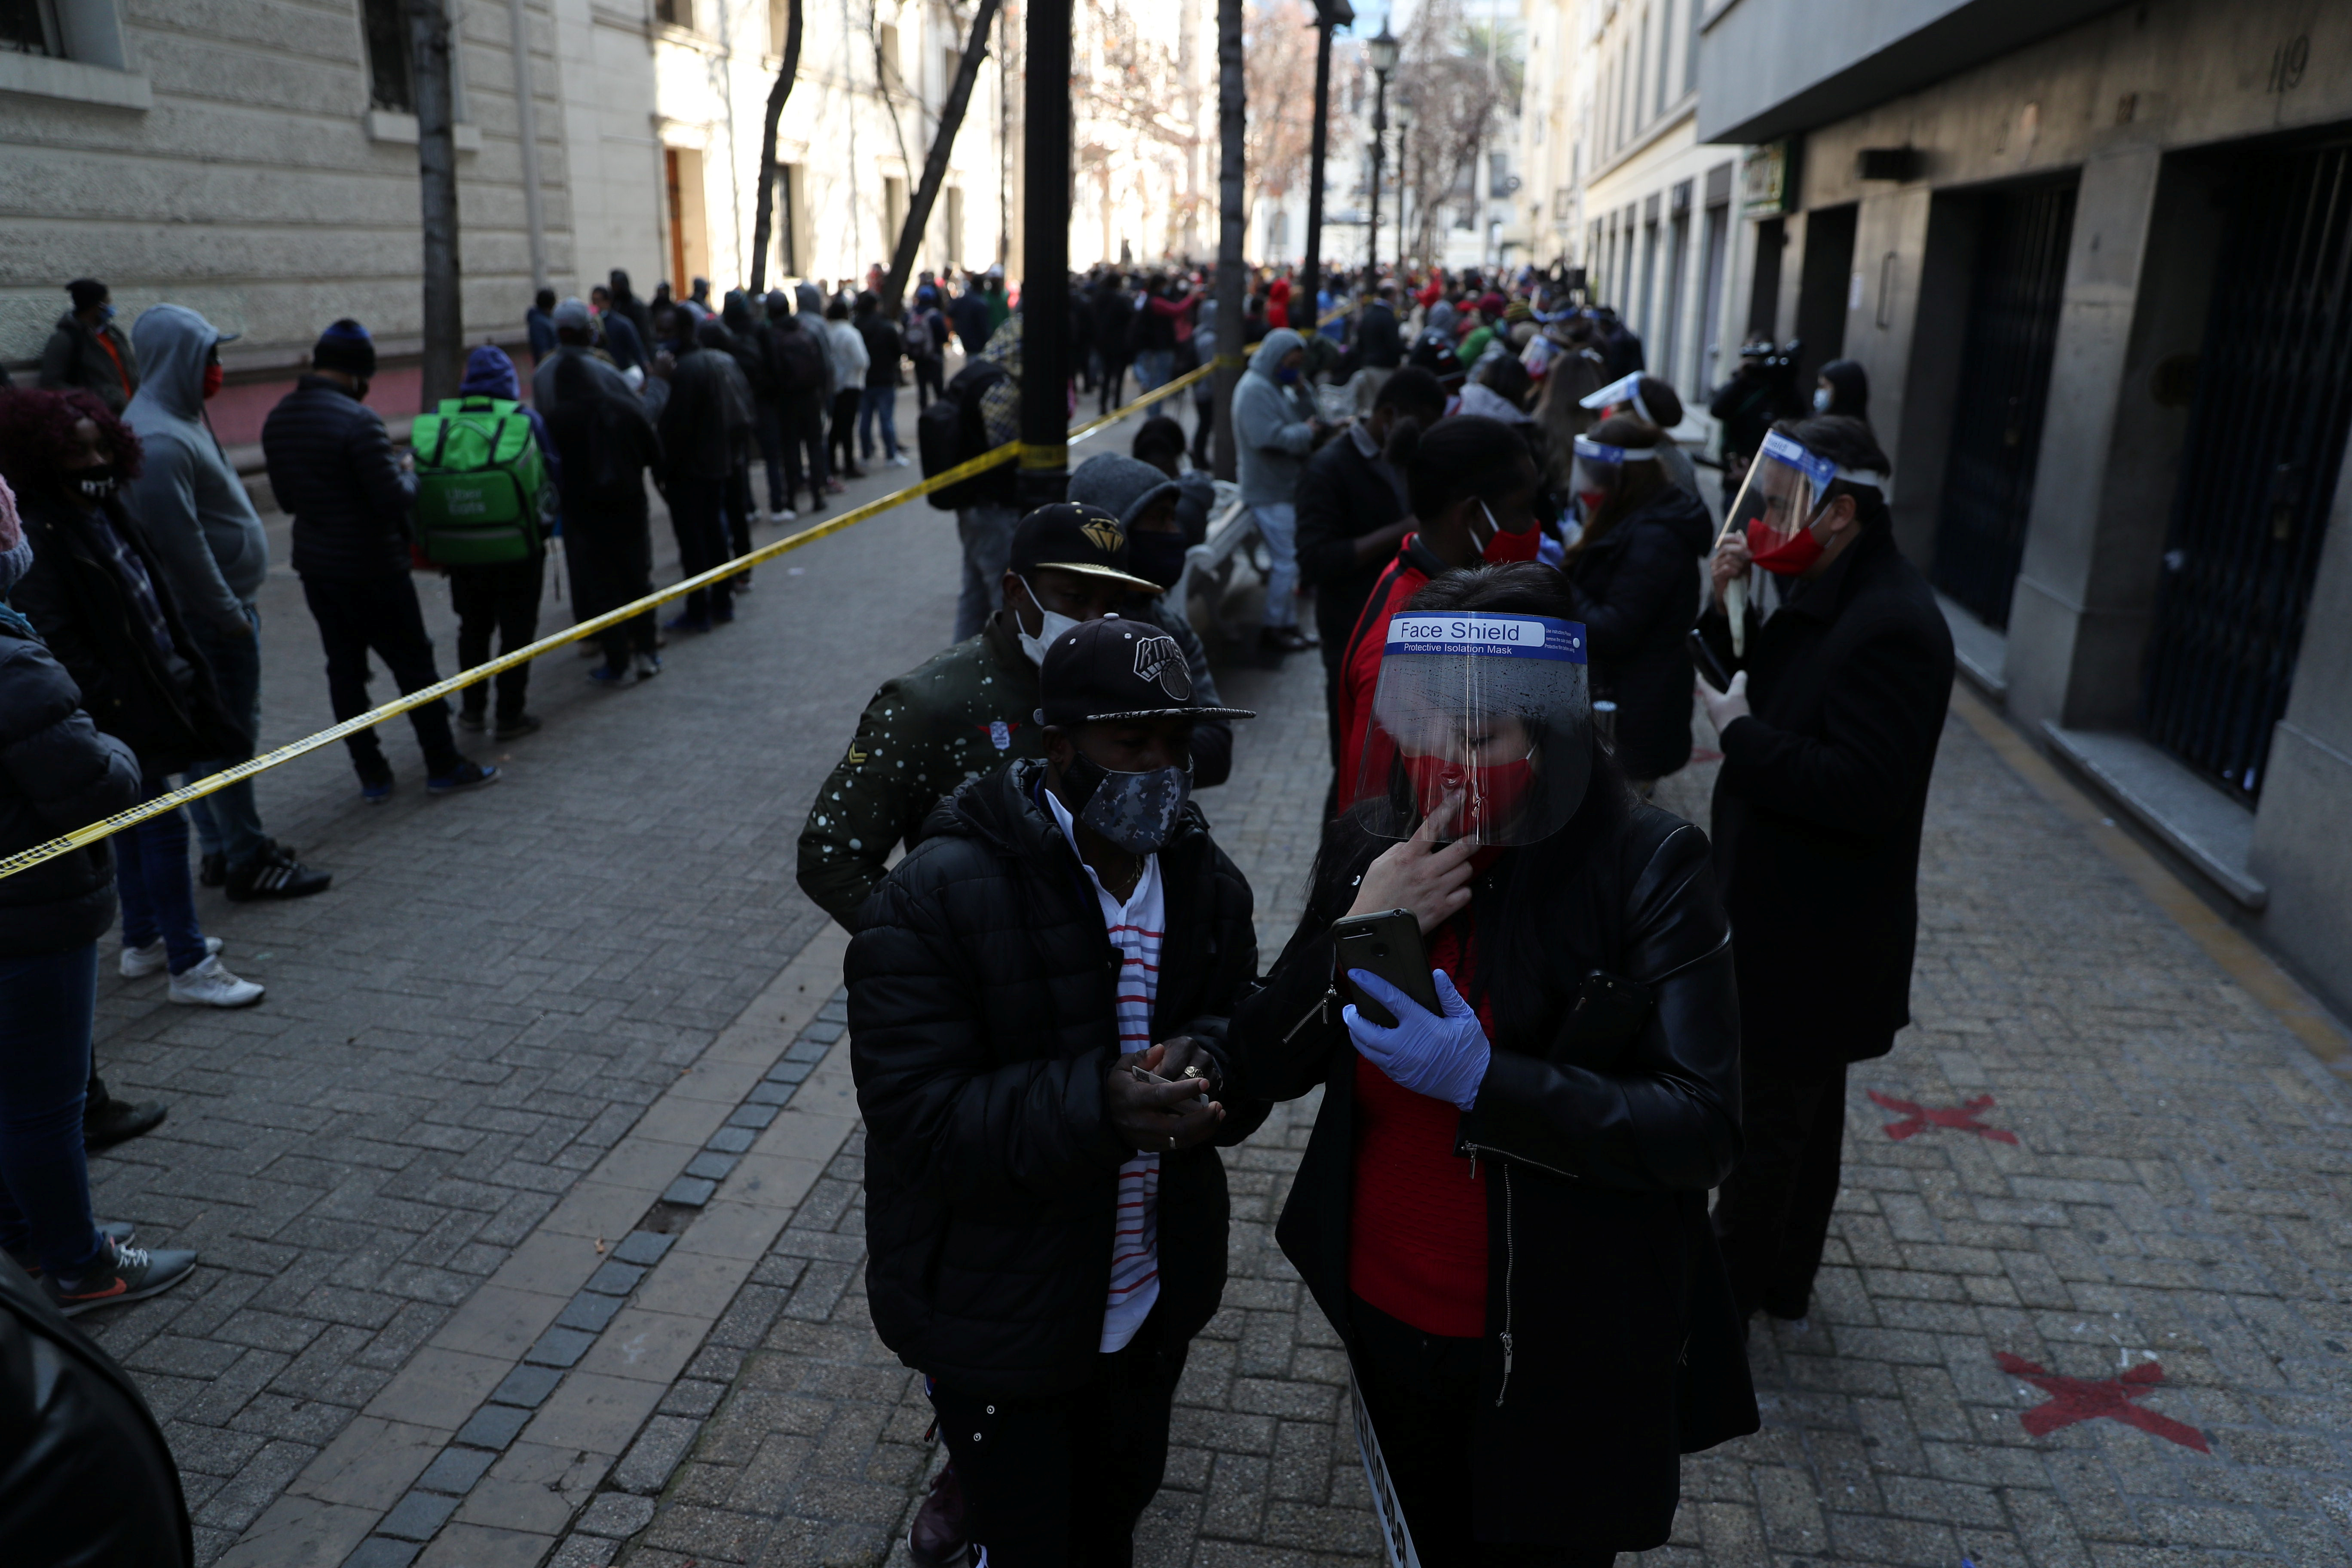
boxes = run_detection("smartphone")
[1689,627,1733,693]
[1332,910,1442,1029]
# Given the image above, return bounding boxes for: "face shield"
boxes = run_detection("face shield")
[1576,371,1657,424]
[1718,429,1886,647]
[1570,433,1657,524]
[1352,612,1593,848]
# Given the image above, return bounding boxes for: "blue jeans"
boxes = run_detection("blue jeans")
[185,602,267,870]
[1252,502,1300,629]
[1134,349,1175,394]
[0,944,105,1278]
[857,385,901,460]
[116,779,206,973]
[955,503,1023,642]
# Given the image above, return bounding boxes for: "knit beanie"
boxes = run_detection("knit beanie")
[312,318,378,378]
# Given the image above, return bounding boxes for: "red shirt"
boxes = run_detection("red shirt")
[1348,919,1491,1338]
[1334,537,1444,812]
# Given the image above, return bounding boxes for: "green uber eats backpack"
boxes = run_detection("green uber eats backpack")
[410,396,549,565]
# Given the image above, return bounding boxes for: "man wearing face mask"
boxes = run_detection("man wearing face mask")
[849,613,1262,1568]
[796,503,1164,929]
[1694,415,1954,1332]
[125,305,331,902]
[1066,453,1233,788]
[1333,415,1546,813]
[38,280,140,416]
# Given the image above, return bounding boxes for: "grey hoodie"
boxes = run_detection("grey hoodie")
[123,305,268,638]
[1230,326,1318,505]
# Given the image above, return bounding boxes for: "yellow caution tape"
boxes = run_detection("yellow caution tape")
[0,315,1332,882]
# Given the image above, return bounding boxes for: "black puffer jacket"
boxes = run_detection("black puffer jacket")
[1232,792,1757,1552]
[0,605,141,957]
[848,759,1267,1399]
[260,376,417,580]
[10,489,242,777]
[1562,484,1714,781]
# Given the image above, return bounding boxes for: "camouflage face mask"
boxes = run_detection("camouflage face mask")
[1065,753,1192,855]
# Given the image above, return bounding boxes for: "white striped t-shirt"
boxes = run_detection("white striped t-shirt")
[1043,786,1165,1354]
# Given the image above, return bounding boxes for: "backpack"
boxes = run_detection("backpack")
[409,396,547,564]
[916,358,1017,511]
[770,324,825,400]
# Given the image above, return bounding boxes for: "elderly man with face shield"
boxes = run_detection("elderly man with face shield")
[1694,415,1955,1331]
[797,504,1169,931]
[849,614,1263,1568]
[1234,564,1757,1566]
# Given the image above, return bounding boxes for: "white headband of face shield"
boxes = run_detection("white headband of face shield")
[1756,429,1887,492]
[1572,435,1658,464]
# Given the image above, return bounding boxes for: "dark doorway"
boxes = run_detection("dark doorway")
[1746,217,1784,340]
[1929,179,2077,628]
[1792,202,1856,386]
[2144,141,2352,801]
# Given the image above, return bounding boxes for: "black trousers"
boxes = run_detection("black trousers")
[829,389,862,475]
[664,473,735,625]
[724,462,756,571]
[753,404,788,512]
[564,504,657,668]
[298,573,460,776]
[1351,1297,1618,1568]
[1096,356,1129,416]
[914,353,945,408]
[447,556,543,723]
[783,395,828,507]
[929,1317,1186,1568]
[1712,1062,1849,1322]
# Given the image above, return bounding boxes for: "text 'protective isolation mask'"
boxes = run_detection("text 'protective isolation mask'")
[1351,612,1592,847]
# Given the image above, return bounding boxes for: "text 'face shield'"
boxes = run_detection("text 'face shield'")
[1354,613,1593,847]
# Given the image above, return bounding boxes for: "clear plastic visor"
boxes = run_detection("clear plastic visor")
[1723,431,1831,557]
[1350,613,1594,848]
[1571,434,1658,505]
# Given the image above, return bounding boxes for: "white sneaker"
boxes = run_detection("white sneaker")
[120,936,223,979]
[167,955,264,1008]
[887,454,912,469]
[772,507,798,523]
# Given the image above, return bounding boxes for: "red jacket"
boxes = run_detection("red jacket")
[1334,535,1451,809]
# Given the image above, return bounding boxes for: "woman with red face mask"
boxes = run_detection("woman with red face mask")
[1332,415,1546,813]
[1234,564,1754,1567]
[1557,414,1715,791]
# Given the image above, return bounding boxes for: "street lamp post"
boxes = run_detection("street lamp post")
[1392,100,1412,270]
[1366,24,1396,282]
[1298,0,1353,318]
[1019,0,1072,508]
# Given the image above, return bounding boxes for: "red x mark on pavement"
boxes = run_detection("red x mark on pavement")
[1868,1089,2018,1144]
[1995,1352,2209,1452]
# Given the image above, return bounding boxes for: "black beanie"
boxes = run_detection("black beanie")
[312,318,377,378]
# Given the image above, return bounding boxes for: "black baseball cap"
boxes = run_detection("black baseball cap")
[1009,503,1161,595]
[1038,616,1257,726]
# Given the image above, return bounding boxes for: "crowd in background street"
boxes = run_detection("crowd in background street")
[2,249,1957,1568]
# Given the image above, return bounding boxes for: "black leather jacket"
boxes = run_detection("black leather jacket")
[1231,796,1756,1550]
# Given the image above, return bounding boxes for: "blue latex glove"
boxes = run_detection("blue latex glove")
[1344,969,1492,1112]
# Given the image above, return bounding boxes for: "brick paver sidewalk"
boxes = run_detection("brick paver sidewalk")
[564,682,2352,1568]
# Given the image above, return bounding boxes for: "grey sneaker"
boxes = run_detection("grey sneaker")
[46,1237,198,1317]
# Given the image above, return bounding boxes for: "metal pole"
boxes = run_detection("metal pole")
[1367,69,1386,281]
[505,0,548,292]
[1298,12,1335,311]
[1018,0,1071,509]
[1211,0,1244,481]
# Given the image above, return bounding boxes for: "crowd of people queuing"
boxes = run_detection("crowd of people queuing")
[0,250,1955,1566]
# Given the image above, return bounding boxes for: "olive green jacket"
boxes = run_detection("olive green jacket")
[797,611,1044,928]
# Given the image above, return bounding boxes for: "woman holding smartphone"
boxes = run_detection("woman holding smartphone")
[1232,564,1754,1567]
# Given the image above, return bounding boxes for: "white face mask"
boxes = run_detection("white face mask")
[1812,386,1834,413]
[1014,574,1081,668]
